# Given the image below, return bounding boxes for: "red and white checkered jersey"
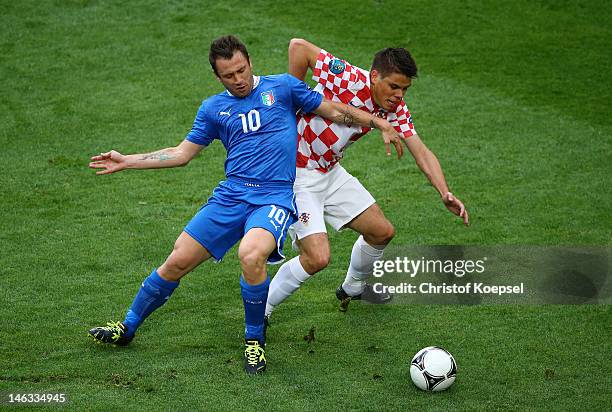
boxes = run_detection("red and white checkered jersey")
[296,49,416,173]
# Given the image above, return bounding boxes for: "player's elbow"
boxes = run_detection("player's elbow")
[289,38,316,64]
[413,146,432,167]
[288,38,307,54]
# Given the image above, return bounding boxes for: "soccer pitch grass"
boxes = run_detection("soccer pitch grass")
[1,0,610,409]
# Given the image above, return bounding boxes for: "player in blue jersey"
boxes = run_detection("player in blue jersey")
[87,35,405,374]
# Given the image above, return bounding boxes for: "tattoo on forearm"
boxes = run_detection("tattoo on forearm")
[340,110,354,128]
[140,151,175,161]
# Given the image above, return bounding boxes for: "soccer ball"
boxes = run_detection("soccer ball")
[410,346,457,391]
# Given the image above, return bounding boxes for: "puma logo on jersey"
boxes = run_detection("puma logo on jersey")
[269,219,280,231]
[219,109,232,116]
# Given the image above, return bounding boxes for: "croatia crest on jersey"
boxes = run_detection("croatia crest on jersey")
[261,91,275,106]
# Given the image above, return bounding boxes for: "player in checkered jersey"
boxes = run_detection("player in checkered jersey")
[265,39,469,317]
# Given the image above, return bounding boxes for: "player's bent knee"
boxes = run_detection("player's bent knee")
[302,248,331,274]
[238,248,267,271]
[312,252,331,272]
[367,222,395,246]
[159,239,206,280]
[164,253,193,274]
[382,223,396,243]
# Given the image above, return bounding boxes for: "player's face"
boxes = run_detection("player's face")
[214,51,254,98]
[370,70,412,111]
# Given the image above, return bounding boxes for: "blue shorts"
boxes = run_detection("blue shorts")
[184,178,297,264]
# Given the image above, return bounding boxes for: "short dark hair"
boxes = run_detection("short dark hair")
[371,48,417,79]
[208,35,250,75]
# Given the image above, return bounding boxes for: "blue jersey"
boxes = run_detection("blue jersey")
[186,74,323,185]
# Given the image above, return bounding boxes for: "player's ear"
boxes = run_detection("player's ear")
[370,69,380,85]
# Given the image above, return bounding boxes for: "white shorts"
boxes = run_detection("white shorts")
[288,165,376,243]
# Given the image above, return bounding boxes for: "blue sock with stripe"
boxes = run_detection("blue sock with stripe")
[122,269,179,337]
[240,275,270,344]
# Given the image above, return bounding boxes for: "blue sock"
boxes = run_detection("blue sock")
[122,269,179,337]
[240,275,270,343]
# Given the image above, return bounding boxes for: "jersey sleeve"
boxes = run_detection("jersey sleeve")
[311,49,362,96]
[285,74,324,113]
[388,100,417,139]
[185,100,217,146]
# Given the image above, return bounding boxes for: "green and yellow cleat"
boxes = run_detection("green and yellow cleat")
[88,321,133,346]
[244,339,266,374]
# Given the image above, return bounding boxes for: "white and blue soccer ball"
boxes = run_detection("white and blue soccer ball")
[410,346,457,391]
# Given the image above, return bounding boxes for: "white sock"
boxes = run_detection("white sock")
[265,256,311,317]
[342,235,385,296]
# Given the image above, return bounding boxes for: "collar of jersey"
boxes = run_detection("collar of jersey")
[225,76,260,97]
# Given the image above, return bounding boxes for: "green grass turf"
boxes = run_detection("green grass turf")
[1,0,610,409]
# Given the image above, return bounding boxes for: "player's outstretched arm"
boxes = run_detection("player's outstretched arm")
[89,140,203,175]
[288,38,321,81]
[404,134,469,225]
[313,99,404,159]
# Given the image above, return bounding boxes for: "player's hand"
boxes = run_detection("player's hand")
[380,126,404,159]
[442,192,469,226]
[89,150,127,175]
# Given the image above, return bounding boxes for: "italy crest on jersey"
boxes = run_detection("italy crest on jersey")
[261,91,275,106]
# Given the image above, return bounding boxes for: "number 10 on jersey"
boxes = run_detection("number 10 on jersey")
[268,205,287,231]
[239,110,261,133]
